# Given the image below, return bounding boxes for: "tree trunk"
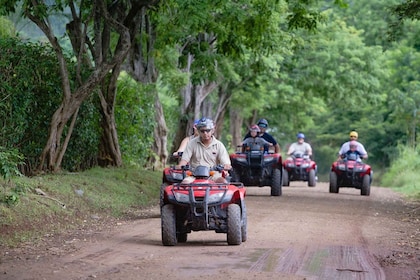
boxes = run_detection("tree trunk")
[171,51,220,151]
[38,103,78,172]
[230,109,244,150]
[32,0,132,172]
[123,7,168,168]
[151,94,168,169]
[97,73,123,167]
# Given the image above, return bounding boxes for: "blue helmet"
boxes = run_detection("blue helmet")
[297,133,305,139]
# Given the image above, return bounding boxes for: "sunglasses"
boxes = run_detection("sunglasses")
[258,124,267,128]
[200,129,212,133]
[350,136,357,138]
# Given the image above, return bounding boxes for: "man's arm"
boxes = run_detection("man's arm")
[217,143,232,170]
[338,142,348,155]
[177,159,188,168]
[176,140,193,168]
[358,143,368,159]
[263,133,280,153]
[287,143,295,156]
[306,143,313,156]
[257,137,273,147]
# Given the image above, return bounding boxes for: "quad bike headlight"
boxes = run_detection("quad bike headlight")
[286,163,295,168]
[174,192,190,203]
[337,164,346,171]
[235,157,247,163]
[301,163,309,168]
[263,156,275,163]
[171,172,184,181]
[208,192,230,203]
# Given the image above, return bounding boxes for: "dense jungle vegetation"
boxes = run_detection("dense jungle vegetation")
[0,0,419,199]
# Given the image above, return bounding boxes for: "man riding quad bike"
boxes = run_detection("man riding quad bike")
[330,152,372,196]
[230,142,282,196]
[282,152,317,187]
[160,165,247,246]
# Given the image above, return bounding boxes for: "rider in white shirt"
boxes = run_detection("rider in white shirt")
[287,133,312,159]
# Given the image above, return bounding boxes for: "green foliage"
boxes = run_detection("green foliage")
[0,16,15,37]
[62,96,101,171]
[287,0,326,31]
[0,147,23,181]
[381,145,420,199]
[0,166,161,246]
[0,37,102,173]
[115,73,156,166]
[0,147,24,206]
[388,0,420,42]
[0,181,30,206]
[0,37,62,171]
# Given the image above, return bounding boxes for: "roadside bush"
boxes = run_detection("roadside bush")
[381,145,420,199]
[115,73,156,167]
[0,37,100,174]
[0,147,24,206]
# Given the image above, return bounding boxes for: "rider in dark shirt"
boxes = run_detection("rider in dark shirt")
[243,119,280,153]
[242,124,273,152]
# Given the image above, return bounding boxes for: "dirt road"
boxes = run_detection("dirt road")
[1,182,419,280]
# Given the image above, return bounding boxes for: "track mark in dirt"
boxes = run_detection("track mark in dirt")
[275,246,311,274]
[316,245,385,280]
[248,248,283,272]
[245,245,385,280]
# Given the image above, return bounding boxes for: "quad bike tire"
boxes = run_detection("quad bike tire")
[329,172,339,193]
[230,168,240,183]
[177,232,188,243]
[282,168,290,186]
[361,174,371,196]
[308,169,316,187]
[161,204,177,246]
[241,204,247,242]
[159,183,167,208]
[270,168,282,196]
[227,204,242,245]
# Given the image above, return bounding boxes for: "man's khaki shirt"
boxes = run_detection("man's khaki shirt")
[181,136,231,168]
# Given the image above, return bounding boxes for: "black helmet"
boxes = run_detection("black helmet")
[196,118,215,130]
[257,118,268,128]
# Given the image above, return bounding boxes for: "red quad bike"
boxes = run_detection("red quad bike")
[162,152,184,184]
[160,165,247,246]
[229,144,282,196]
[282,152,317,187]
[329,153,372,196]
[160,152,187,207]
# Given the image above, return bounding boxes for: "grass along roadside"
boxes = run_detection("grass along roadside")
[0,166,161,247]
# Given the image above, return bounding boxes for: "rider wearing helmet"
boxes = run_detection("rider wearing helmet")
[287,132,313,158]
[338,130,368,160]
[241,124,273,151]
[243,118,280,153]
[178,117,231,183]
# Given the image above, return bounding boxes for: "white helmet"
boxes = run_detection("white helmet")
[196,118,215,130]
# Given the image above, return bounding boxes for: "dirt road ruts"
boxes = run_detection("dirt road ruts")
[1,182,419,280]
